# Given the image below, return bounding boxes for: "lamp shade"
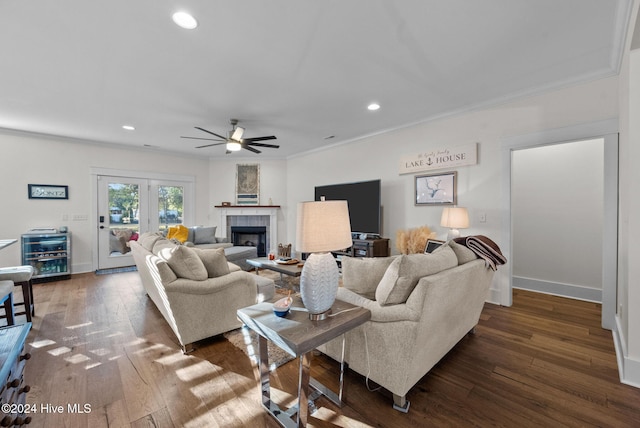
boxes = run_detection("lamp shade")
[296,200,352,253]
[440,207,469,229]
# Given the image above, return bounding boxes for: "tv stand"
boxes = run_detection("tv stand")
[337,238,389,258]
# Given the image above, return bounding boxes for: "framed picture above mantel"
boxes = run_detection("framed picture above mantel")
[236,163,260,205]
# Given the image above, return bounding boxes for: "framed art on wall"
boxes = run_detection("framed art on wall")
[236,164,260,205]
[415,171,456,205]
[28,184,69,200]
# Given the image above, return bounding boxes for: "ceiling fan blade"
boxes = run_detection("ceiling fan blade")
[181,136,224,141]
[195,127,228,140]
[246,142,280,149]
[195,142,226,148]
[243,136,277,142]
[231,126,244,141]
[243,145,261,154]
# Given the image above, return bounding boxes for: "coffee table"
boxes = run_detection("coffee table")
[237,297,370,427]
[246,257,303,286]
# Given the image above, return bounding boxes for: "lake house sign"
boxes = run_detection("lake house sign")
[399,142,477,175]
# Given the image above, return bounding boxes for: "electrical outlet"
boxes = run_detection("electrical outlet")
[479,212,487,223]
[61,213,68,221]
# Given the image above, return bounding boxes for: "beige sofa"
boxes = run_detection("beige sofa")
[318,241,495,412]
[130,232,275,353]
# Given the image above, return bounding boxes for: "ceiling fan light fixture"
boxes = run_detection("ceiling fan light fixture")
[367,102,381,111]
[226,141,242,151]
[231,126,245,141]
[172,11,198,30]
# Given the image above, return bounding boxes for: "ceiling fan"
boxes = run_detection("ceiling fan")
[181,119,279,154]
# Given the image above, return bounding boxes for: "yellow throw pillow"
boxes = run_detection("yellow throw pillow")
[167,224,189,243]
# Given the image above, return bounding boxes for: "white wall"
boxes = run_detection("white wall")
[286,76,619,303]
[512,139,604,301]
[627,47,640,379]
[616,40,640,386]
[0,133,211,273]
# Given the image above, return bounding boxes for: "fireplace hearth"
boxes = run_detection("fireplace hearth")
[231,226,267,257]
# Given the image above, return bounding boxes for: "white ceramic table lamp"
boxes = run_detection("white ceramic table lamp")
[296,200,352,320]
[441,207,469,240]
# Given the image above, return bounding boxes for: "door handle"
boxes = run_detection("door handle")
[100,226,105,229]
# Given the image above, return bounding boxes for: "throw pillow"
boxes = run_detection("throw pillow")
[194,226,217,245]
[446,240,477,265]
[138,232,163,251]
[166,225,189,243]
[193,247,230,278]
[342,256,396,300]
[114,228,133,241]
[375,246,458,306]
[109,232,128,254]
[152,237,176,255]
[156,244,208,281]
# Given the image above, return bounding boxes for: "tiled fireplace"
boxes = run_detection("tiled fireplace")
[218,206,279,256]
[231,226,267,257]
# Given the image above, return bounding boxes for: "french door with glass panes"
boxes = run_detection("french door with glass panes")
[97,175,190,270]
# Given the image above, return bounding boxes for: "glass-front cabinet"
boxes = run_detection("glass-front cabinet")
[21,232,71,280]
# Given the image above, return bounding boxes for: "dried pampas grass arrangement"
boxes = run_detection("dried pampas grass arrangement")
[396,226,437,254]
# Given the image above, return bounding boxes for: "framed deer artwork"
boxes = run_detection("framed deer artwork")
[415,171,457,205]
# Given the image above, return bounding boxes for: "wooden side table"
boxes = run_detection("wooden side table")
[237,297,370,427]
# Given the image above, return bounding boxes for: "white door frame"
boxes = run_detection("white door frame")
[90,167,195,271]
[501,118,619,330]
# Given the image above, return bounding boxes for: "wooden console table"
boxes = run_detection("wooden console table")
[237,297,370,427]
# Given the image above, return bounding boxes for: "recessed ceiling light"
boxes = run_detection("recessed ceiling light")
[367,103,381,111]
[122,125,135,131]
[172,11,198,30]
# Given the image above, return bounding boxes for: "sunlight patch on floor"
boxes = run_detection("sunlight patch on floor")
[48,346,72,356]
[67,321,93,329]
[31,339,56,348]
[89,347,111,357]
[312,407,375,427]
[65,353,91,364]
[175,360,217,382]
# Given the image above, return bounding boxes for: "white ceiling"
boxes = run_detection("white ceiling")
[0,1,634,159]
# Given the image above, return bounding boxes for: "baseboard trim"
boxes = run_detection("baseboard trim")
[513,276,602,303]
[614,315,640,388]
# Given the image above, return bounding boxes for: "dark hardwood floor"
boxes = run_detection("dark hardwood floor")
[11,271,640,427]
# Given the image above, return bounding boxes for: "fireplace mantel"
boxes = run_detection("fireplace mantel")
[217,206,279,253]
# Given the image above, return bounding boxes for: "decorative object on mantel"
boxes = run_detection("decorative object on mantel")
[236,163,260,205]
[441,207,469,240]
[415,171,457,205]
[399,142,477,175]
[221,201,231,206]
[296,200,352,320]
[396,225,437,254]
[28,184,69,200]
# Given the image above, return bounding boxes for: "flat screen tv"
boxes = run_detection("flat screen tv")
[314,179,381,236]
